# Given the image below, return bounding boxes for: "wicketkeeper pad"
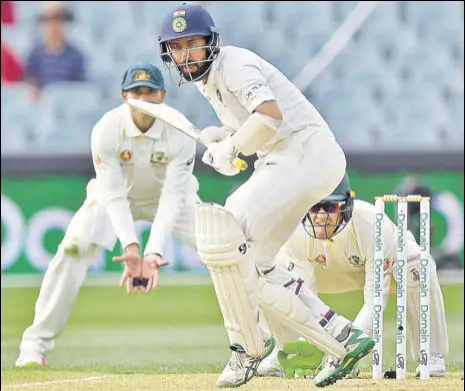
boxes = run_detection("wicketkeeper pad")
[195,203,268,356]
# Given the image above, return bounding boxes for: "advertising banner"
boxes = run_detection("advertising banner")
[1,171,463,274]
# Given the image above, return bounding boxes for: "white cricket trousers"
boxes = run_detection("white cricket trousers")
[226,130,346,271]
[19,185,197,354]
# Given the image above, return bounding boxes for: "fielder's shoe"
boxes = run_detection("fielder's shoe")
[216,337,276,388]
[315,327,375,387]
[15,351,46,368]
[415,353,446,377]
[346,364,361,379]
[314,355,339,383]
[313,354,361,380]
[257,349,283,377]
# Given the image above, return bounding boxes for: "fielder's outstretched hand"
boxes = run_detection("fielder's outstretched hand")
[113,244,143,294]
[139,254,169,294]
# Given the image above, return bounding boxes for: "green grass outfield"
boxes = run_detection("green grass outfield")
[1,276,463,390]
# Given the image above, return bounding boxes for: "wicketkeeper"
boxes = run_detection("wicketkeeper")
[258,173,449,379]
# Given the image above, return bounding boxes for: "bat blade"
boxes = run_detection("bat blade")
[127,98,202,142]
[126,98,248,172]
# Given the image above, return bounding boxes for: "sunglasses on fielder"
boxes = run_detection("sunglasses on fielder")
[310,201,344,214]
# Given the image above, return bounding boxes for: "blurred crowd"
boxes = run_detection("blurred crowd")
[2,1,85,99]
[1,1,464,154]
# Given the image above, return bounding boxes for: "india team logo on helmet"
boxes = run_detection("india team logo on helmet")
[172,10,187,33]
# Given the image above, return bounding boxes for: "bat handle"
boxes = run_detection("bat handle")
[233,157,248,171]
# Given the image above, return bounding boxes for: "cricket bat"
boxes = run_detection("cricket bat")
[126,98,248,171]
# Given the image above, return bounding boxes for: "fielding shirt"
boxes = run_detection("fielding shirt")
[91,103,196,255]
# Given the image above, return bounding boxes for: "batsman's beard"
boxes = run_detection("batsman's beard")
[179,60,212,82]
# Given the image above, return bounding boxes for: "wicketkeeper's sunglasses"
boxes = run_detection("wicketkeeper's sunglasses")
[309,201,343,214]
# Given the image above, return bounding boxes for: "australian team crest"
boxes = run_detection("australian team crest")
[172,10,187,33]
[134,70,151,81]
[151,151,167,164]
[348,255,365,268]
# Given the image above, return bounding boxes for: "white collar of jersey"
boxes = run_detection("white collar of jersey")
[126,117,164,139]
[193,50,222,94]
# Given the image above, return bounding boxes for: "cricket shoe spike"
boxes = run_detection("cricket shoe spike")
[216,337,276,388]
[15,351,47,368]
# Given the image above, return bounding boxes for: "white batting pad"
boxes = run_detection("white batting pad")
[195,203,267,356]
[259,307,298,349]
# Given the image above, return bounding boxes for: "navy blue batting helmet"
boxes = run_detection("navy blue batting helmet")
[158,3,220,84]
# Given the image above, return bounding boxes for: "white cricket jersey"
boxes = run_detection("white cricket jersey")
[277,199,421,294]
[91,103,197,255]
[195,45,334,157]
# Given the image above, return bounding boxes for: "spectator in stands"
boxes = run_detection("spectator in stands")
[24,1,86,101]
[1,0,23,84]
[1,1,15,25]
[1,40,24,84]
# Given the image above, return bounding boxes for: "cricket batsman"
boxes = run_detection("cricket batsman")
[15,63,199,367]
[158,3,375,388]
[258,173,449,380]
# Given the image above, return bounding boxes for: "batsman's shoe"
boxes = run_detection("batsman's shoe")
[415,353,446,377]
[256,349,283,377]
[216,337,275,388]
[315,328,375,388]
[15,351,46,368]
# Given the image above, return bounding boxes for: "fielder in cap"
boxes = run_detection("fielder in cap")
[15,63,199,367]
[158,3,375,388]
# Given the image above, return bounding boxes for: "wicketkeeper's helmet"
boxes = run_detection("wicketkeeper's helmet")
[302,173,355,239]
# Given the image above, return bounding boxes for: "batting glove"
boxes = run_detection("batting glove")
[199,126,231,144]
[202,137,240,176]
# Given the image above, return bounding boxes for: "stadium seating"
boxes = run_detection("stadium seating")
[34,83,101,154]
[1,1,463,153]
[0,84,38,154]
